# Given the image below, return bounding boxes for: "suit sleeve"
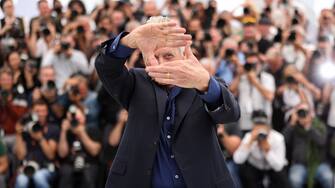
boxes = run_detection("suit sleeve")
[94,34,135,110]
[204,78,240,124]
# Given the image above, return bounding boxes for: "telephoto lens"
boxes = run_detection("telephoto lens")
[257,129,268,141]
[297,109,308,118]
[69,105,79,128]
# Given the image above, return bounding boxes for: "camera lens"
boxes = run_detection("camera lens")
[297,109,308,118]
[244,63,256,72]
[46,80,56,90]
[61,42,70,51]
[225,48,235,59]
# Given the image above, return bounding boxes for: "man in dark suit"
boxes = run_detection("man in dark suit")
[95,16,240,188]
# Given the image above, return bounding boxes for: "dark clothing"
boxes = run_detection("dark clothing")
[96,35,240,187]
[58,163,99,188]
[60,126,101,165]
[0,17,25,39]
[239,162,290,188]
[282,122,326,165]
[23,124,59,166]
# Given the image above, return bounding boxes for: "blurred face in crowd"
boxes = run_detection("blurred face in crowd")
[320,9,333,27]
[188,18,201,33]
[0,71,14,91]
[111,10,125,28]
[39,66,55,86]
[8,52,21,71]
[33,103,48,125]
[38,1,51,17]
[60,35,75,49]
[98,16,112,32]
[258,24,270,37]
[144,1,158,17]
[243,24,257,40]
[266,47,283,70]
[77,78,89,98]
[3,0,14,17]
[77,16,91,33]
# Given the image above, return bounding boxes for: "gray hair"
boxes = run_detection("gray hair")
[146,16,185,55]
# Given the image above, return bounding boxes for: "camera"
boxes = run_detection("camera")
[297,109,308,118]
[68,85,80,96]
[285,76,298,84]
[69,105,79,128]
[287,31,296,42]
[61,42,70,51]
[72,141,85,172]
[20,113,42,133]
[76,25,85,34]
[46,80,56,90]
[40,26,51,37]
[257,129,268,141]
[22,160,40,178]
[216,18,227,29]
[224,48,235,59]
[244,62,257,72]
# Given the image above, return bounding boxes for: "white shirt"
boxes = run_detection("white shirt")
[233,130,287,172]
[36,38,49,58]
[238,72,275,131]
[41,49,91,90]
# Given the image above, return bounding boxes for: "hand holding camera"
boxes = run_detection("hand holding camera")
[65,105,85,136]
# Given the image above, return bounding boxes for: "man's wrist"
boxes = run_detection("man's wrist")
[196,73,210,92]
[120,34,137,49]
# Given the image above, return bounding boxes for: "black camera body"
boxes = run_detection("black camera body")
[297,109,308,118]
[69,105,79,128]
[20,113,42,133]
[244,62,257,72]
[224,48,235,59]
[22,160,40,178]
[257,130,268,141]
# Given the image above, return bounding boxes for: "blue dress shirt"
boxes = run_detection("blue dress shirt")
[104,32,223,188]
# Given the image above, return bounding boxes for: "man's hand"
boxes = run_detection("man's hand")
[30,131,44,142]
[247,71,259,85]
[121,21,192,66]
[259,140,270,153]
[145,45,210,92]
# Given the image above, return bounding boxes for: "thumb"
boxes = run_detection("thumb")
[184,44,198,63]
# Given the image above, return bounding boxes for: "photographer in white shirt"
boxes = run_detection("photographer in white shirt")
[233,110,289,188]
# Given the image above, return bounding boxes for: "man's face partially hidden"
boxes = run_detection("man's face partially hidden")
[153,47,184,65]
[149,47,184,86]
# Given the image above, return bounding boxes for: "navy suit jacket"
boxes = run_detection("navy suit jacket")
[95,42,241,188]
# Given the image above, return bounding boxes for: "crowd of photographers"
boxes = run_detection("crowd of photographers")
[0,0,335,187]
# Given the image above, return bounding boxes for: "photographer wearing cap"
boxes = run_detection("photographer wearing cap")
[58,105,101,188]
[14,99,59,188]
[230,52,275,132]
[0,67,28,147]
[283,103,332,188]
[233,110,289,188]
[41,34,91,92]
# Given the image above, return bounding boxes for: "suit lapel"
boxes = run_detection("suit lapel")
[173,89,197,135]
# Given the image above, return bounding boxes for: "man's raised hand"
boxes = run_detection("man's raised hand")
[121,21,192,66]
[145,45,210,92]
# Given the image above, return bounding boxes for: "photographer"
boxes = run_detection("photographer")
[31,66,64,123]
[0,67,27,147]
[58,105,101,188]
[0,0,25,54]
[230,52,275,132]
[282,103,332,188]
[60,75,100,128]
[233,110,289,188]
[41,34,91,91]
[215,38,242,85]
[14,99,59,188]
[6,51,37,92]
